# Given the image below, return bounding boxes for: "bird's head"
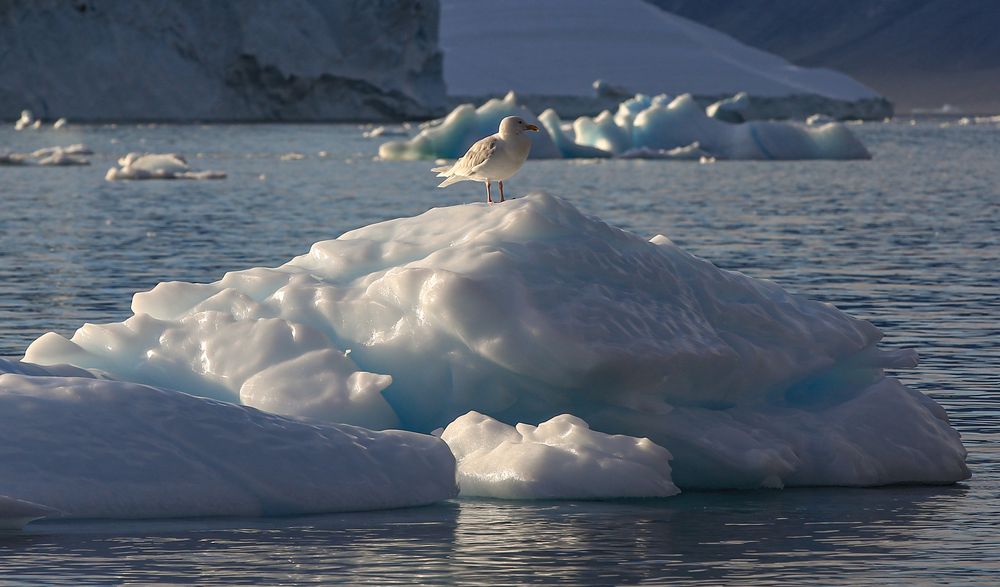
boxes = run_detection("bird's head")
[499,116,539,137]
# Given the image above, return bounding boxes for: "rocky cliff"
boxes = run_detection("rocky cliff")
[0,0,445,121]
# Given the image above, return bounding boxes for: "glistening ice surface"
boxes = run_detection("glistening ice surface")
[0,120,997,584]
[17,193,967,492]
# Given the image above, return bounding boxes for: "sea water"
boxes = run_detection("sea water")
[0,120,997,584]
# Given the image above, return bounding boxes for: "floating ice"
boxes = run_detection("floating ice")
[24,194,968,490]
[618,143,711,161]
[0,372,457,520]
[956,115,1000,126]
[362,126,408,139]
[0,144,91,166]
[14,110,41,130]
[53,117,68,129]
[380,92,870,161]
[105,153,226,180]
[442,412,679,499]
[378,92,561,160]
[806,114,836,125]
[0,496,58,530]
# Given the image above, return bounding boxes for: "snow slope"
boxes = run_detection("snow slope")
[23,194,968,490]
[650,0,1000,113]
[0,0,444,121]
[440,0,879,101]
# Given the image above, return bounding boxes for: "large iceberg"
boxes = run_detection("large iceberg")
[379,92,870,161]
[0,370,457,520]
[23,194,969,490]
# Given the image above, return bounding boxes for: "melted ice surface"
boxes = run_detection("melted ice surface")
[23,194,968,489]
[0,373,456,520]
[442,412,679,499]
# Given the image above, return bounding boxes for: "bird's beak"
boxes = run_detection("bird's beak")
[526,124,539,132]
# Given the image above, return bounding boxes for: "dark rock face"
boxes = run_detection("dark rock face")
[0,0,446,121]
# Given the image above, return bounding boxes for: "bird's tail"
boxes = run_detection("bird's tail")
[431,164,452,175]
[436,174,467,188]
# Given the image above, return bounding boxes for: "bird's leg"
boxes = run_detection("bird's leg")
[499,180,505,202]
[486,181,493,204]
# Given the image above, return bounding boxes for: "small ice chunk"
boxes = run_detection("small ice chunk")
[105,153,226,180]
[619,142,709,160]
[441,412,679,500]
[14,110,36,131]
[807,114,836,125]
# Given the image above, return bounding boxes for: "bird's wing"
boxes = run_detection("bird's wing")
[451,135,499,177]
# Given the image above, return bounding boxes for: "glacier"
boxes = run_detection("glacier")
[439,0,891,120]
[20,194,969,495]
[380,92,870,161]
[0,0,444,122]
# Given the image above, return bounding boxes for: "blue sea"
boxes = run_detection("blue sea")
[0,120,997,584]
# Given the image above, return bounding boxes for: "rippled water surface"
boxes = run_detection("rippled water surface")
[0,121,997,584]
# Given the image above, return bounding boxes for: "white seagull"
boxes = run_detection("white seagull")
[432,116,539,203]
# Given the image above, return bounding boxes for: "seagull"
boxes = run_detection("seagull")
[432,116,539,203]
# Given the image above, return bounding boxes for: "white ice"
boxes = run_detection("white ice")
[105,153,226,181]
[0,371,457,520]
[0,144,91,166]
[379,92,870,161]
[706,92,751,123]
[24,194,969,490]
[441,412,679,499]
[14,110,41,131]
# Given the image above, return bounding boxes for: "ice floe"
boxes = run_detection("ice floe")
[0,144,91,166]
[0,372,457,520]
[23,194,968,491]
[441,412,679,499]
[105,153,226,180]
[380,92,870,161]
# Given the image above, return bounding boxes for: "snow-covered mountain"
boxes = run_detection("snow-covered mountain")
[0,0,445,121]
[648,0,1000,113]
[440,0,889,118]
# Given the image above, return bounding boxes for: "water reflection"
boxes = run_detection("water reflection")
[3,481,997,585]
